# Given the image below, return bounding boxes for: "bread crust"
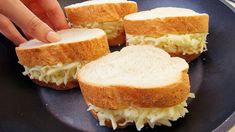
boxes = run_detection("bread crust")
[32,79,78,90]
[170,52,200,62]
[79,71,190,109]
[16,35,110,67]
[124,14,209,37]
[65,2,137,25]
[108,30,126,46]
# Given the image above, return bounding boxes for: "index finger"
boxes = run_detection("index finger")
[0,0,61,43]
[38,0,69,30]
[21,0,55,29]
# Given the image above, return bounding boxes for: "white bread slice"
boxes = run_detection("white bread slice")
[65,0,137,24]
[78,45,190,109]
[124,7,209,61]
[64,0,137,46]
[16,28,109,67]
[124,7,209,35]
[16,28,110,90]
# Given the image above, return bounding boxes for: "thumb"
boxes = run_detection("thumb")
[0,0,60,43]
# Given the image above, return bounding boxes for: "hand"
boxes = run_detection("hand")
[0,0,69,45]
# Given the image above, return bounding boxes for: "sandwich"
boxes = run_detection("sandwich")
[124,7,209,61]
[64,0,137,46]
[16,28,110,90]
[78,45,194,130]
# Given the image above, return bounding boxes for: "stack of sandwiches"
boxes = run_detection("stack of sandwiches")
[15,0,209,130]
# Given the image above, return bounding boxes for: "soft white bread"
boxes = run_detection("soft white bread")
[65,0,137,24]
[16,28,109,67]
[64,0,137,46]
[124,7,209,61]
[16,28,110,90]
[78,45,190,109]
[78,45,191,130]
[124,7,209,36]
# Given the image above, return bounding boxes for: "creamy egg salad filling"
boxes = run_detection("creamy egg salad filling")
[76,19,124,39]
[127,33,208,55]
[88,93,195,131]
[23,62,82,85]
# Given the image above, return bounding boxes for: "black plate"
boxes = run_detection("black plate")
[0,0,235,132]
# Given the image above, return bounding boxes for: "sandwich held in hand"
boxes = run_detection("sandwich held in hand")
[124,7,209,61]
[16,28,110,90]
[65,0,137,46]
[78,45,194,130]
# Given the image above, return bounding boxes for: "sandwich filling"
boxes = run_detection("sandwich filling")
[88,93,195,131]
[23,62,82,86]
[75,19,124,40]
[126,33,208,55]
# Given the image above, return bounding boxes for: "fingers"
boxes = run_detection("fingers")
[23,31,33,40]
[0,14,26,45]
[21,0,55,29]
[38,0,69,30]
[0,0,60,43]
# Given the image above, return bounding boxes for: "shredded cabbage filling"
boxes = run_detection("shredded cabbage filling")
[126,33,208,55]
[23,62,82,85]
[88,93,195,131]
[75,19,124,39]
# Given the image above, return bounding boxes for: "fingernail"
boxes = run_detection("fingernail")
[46,31,61,42]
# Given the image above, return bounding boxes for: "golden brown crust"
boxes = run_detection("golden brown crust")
[65,2,137,25]
[170,52,200,62]
[32,79,78,90]
[79,71,190,109]
[108,31,126,46]
[124,14,209,37]
[16,35,110,67]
